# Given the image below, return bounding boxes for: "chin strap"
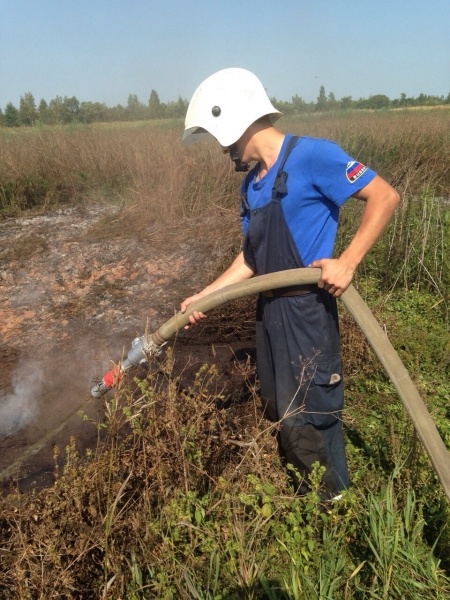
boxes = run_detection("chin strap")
[228,144,249,172]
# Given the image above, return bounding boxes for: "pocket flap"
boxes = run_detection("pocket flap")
[311,355,342,386]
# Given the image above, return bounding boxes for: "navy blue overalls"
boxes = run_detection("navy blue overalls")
[242,136,349,498]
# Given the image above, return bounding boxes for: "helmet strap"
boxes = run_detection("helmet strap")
[228,144,249,172]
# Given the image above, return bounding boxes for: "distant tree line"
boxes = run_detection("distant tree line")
[0,90,188,127]
[1,86,449,127]
[272,87,450,114]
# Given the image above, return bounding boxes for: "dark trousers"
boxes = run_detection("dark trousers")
[256,291,349,498]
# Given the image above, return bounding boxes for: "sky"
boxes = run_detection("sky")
[1,0,449,111]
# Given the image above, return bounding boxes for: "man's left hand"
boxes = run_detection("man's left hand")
[308,258,355,297]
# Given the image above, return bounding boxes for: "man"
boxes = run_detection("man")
[180,68,399,500]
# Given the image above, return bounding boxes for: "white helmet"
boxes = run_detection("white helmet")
[182,68,282,147]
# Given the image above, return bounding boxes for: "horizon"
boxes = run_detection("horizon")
[1,86,449,114]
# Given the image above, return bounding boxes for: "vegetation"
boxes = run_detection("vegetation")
[1,87,449,127]
[0,108,449,598]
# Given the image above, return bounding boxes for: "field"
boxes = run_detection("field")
[0,109,449,598]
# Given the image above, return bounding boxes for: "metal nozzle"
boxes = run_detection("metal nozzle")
[91,336,165,398]
[91,380,111,399]
[90,363,123,398]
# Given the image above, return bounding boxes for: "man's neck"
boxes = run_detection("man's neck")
[251,127,285,179]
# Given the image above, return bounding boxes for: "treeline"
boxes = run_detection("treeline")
[0,90,188,127]
[276,86,450,114]
[1,86,449,127]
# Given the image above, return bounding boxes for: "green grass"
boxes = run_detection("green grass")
[1,345,448,598]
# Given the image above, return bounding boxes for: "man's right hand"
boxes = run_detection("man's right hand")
[180,293,207,328]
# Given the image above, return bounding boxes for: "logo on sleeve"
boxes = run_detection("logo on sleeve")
[346,161,368,183]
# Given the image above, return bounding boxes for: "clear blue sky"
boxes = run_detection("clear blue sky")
[1,0,449,110]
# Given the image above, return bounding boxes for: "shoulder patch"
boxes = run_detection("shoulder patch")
[346,161,368,183]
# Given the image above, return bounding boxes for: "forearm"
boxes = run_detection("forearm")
[200,251,254,296]
[180,251,254,320]
[337,174,400,273]
[310,176,400,297]
[339,187,400,270]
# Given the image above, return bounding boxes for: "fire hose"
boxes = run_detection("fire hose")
[91,267,450,502]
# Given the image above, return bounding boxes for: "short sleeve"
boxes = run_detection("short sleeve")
[310,139,377,206]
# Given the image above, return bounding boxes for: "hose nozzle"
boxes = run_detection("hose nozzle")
[91,364,123,398]
[91,336,164,398]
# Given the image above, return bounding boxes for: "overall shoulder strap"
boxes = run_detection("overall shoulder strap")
[240,164,258,216]
[241,136,299,214]
[272,135,299,199]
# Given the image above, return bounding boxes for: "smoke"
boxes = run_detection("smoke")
[0,360,44,437]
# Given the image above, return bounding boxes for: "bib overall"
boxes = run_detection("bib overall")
[242,136,349,498]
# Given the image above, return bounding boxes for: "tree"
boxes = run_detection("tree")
[4,102,20,127]
[354,97,370,109]
[148,89,161,119]
[175,95,188,117]
[165,96,188,118]
[271,97,292,115]
[417,92,442,106]
[38,99,49,124]
[64,96,81,121]
[48,96,67,124]
[108,104,127,121]
[291,94,310,114]
[316,86,327,111]
[327,91,338,111]
[126,94,145,120]
[80,101,108,123]
[366,94,391,109]
[19,92,37,126]
[339,96,353,110]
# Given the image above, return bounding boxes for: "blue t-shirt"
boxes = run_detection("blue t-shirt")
[241,134,376,266]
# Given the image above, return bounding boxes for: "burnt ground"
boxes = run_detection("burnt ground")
[0,204,256,494]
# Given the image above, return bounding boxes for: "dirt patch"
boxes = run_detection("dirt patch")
[0,204,255,494]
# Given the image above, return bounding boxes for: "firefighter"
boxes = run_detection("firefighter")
[180,68,399,500]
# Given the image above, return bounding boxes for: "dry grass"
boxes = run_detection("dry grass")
[1,348,448,598]
[0,355,284,598]
[0,123,243,221]
[1,108,449,218]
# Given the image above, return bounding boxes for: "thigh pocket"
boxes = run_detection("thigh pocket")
[303,354,343,428]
